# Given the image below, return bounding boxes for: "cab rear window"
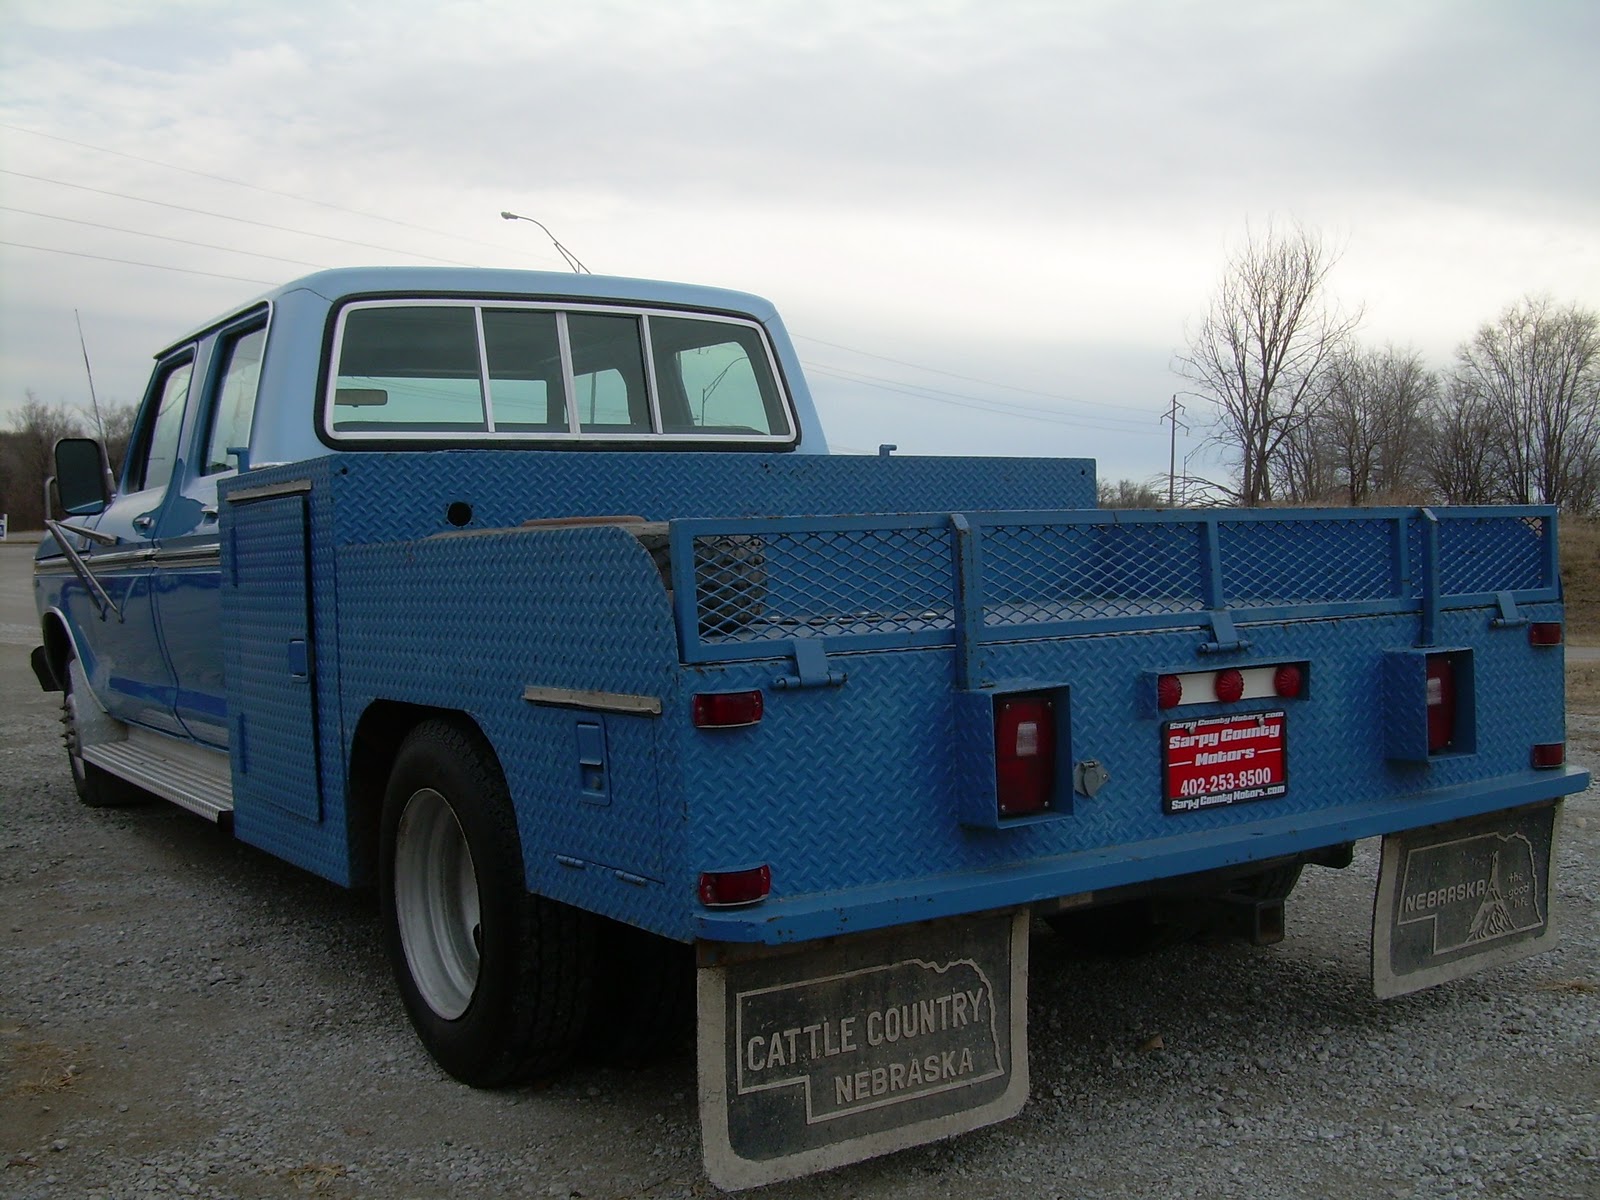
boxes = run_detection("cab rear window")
[326,300,794,443]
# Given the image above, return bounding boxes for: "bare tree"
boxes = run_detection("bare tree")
[1306,344,1438,505]
[1176,222,1363,506]
[101,402,138,479]
[1452,296,1600,510]
[1,393,87,530]
[1272,415,1341,504]
[1097,477,1166,508]
[1423,381,1502,505]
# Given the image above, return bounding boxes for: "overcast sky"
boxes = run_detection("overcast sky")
[2,0,1596,487]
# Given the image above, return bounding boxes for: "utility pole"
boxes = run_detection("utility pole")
[1162,394,1186,507]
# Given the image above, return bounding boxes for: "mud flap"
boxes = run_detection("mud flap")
[1373,801,1560,999]
[696,909,1029,1190]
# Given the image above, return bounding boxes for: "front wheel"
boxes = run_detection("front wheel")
[61,654,144,808]
[379,719,594,1086]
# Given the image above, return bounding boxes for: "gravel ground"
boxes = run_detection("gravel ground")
[2,539,1597,1199]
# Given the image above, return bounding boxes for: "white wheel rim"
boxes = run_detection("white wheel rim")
[394,788,481,1020]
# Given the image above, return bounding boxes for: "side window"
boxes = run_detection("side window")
[203,324,267,474]
[649,317,790,436]
[126,357,194,493]
[331,306,485,431]
[566,313,650,432]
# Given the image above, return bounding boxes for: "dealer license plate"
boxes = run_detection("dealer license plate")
[696,910,1029,1191]
[1163,710,1288,814]
[1372,802,1560,998]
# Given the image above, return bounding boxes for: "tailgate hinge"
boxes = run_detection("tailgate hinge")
[773,639,847,690]
[1490,590,1527,629]
[1198,609,1250,655]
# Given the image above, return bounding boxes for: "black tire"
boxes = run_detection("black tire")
[61,654,144,808]
[582,920,694,1066]
[379,719,595,1087]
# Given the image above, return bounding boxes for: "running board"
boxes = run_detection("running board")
[84,727,234,824]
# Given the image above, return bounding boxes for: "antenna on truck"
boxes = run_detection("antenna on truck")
[75,308,106,443]
[74,309,117,496]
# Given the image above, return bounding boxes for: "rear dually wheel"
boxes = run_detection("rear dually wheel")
[379,719,595,1086]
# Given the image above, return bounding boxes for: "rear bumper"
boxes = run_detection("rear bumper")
[693,765,1589,944]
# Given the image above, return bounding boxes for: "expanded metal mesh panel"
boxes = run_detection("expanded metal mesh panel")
[1438,514,1549,595]
[1219,517,1396,606]
[686,509,1559,652]
[981,521,1206,625]
[695,525,953,641]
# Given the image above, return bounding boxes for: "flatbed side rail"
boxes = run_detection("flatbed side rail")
[666,505,1559,666]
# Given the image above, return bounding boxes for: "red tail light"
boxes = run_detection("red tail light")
[1531,742,1565,769]
[995,694,1055,816]
[1426,654,1456,753]
[698,864,771,907]
[1157,674,1183,709]
[1213,669,1245,704]
[1273,664,1303,698]
[1529,622,1563,647]
[693,690,764,729]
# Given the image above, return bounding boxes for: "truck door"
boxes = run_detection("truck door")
[152,315,267,748]
[63,351,195,737]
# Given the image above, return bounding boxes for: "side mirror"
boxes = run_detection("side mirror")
[54,437,112,517]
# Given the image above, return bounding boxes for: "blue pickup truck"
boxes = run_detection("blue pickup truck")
[32,268,1587,1187]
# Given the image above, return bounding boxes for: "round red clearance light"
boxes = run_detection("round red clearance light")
[1273,664,1304,698]
[1214,669,1245,703]
[1157,674,1183,709]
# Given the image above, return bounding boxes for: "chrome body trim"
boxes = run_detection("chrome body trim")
[225,478,314,504]
[522,685,663,716]
[152,545,223,568]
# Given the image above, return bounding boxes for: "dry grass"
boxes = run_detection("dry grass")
[5,1039,82,1096]
[1567,666,1600,715]
[1561,516,1600,641]
[1535,979,1599,994]
[1560,517,1600,715]
[279,1162,348,1193]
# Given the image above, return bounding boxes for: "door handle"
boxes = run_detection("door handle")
[133,514,154,533]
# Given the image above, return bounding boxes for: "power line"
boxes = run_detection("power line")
[795,332,1139,416]
[0,240,277,285]
[0,205,332,269]
[0,168,477,265]
[0,120,531,258]
[804,359,1154,432]
[803,362,1159,435]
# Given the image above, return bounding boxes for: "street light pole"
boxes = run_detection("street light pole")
[500,211,589,274]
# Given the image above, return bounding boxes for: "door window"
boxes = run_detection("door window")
[126,358,194,493]
[204,324,267,474]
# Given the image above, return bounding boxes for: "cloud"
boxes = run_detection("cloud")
[1,0,1597,482]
